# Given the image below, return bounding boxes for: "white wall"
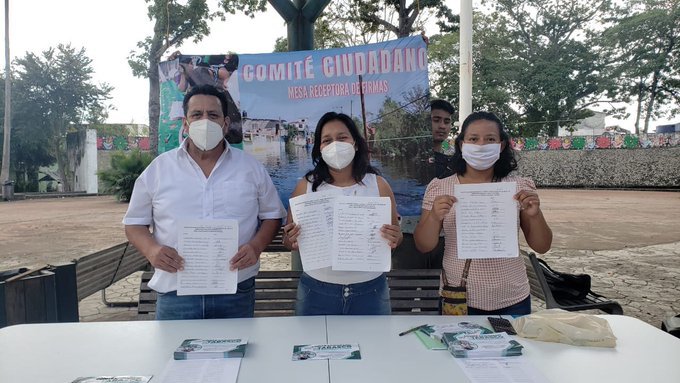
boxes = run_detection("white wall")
[559,111,606,136]
[73,129,98,193]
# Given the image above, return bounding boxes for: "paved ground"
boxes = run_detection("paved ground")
[1,191,679,327]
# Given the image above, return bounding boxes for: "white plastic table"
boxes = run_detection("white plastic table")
[325,315,680,383]
[0,316,329,383]
[1,315,678,382]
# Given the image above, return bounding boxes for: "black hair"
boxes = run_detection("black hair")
[430,99,455,115]
[450,111,517,178]
[182,84,243,144]
[305,112,379,191]
[183,84,229,117]
[223,54,239,72]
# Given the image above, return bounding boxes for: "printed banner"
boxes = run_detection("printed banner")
[158,37,432,216]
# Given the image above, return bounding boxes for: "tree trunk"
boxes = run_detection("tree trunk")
[1,0,12,186]
[643,70,660,134]
[398,0,409,37]
[147,36,163,156]
[634,79,644,135]
[148,59,160,155]
[55,137,70,192]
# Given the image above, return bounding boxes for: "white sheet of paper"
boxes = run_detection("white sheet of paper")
[454,182,518,259]
[177,219,239,296]
[156,358,241,383]
[289,191,338,271]
[331,196,392,272]
[455,357,550,383]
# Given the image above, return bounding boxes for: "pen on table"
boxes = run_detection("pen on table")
[399,324,427,336]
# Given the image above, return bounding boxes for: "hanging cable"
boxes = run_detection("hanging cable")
[367,93,430,124]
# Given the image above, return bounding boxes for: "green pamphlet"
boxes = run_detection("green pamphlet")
[414,329,447,350]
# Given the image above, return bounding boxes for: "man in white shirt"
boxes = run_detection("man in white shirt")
[123,84,285,320]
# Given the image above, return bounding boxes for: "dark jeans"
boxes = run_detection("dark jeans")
[156,277,256,320]
[467,295,532,317]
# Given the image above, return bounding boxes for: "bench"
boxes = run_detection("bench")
[264,228,287,253]
[138,228,289,319]
[77,228,284,310]
[74,242,150,306]
[523,251,623,315]
[137,250,623,319]
[138,269,441,319]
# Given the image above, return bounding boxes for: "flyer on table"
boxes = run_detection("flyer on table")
[70,377,152,383]
[292,344,362,360]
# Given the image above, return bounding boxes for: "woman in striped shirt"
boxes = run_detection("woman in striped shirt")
[414,111,552,316]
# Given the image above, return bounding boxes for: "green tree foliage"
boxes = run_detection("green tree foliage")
[219,0,268,16]
[0,75,55,192]
[128,0,218,155]
[98,149,155,202]
[273,16,350,52]
[601,0,680,133]
[352,0,458,38]
[486,0,615,137]
[428,14,519,130]
[372,86,430,157]
[321,0,393,45]
[427,0,616,137]
[270,0,459,51]
[9,44,111,191]
[91,123,130,137]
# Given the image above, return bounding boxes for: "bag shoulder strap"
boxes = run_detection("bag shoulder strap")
[460,259,472,288]
[442,259,472,288]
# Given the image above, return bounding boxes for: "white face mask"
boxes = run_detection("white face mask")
[188,119,224,151]
[321,141,356,170]
[461,143,501,170]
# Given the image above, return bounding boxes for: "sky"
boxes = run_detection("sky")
[0,0,288,125]
[0,0,676,132]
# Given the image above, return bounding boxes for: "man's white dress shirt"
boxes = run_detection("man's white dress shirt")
[123,140,285,293]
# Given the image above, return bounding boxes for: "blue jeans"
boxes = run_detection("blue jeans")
[295,273,391,316]
[156,277,255,320]
[467,295,532,317]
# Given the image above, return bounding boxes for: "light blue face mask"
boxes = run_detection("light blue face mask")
[461,143,501,170]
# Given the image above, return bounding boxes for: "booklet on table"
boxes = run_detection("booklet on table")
[70,377,152,383]
[173,338,247,360]
[445,332,523,358]
[420,322,493,343]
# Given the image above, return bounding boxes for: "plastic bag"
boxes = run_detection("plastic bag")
[511,309,617,348]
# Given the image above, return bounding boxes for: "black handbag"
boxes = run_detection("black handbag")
[537,258,591,300]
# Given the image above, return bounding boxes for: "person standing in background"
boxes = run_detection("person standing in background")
[430,99,456,179]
